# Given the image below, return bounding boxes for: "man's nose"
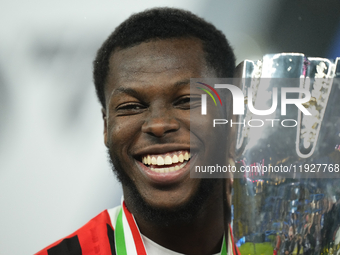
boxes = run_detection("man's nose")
[141,110,180,137]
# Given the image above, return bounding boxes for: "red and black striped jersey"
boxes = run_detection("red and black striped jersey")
[35,204,240,255]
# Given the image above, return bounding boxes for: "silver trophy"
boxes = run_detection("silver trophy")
[233,53,340,255]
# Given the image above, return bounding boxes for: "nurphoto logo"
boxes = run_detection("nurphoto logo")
[198,82,312,116]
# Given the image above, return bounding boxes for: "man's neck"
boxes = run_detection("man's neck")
[123,181,225,255]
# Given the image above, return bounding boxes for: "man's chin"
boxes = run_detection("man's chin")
[125,179,216,226]
[107,149,216,226]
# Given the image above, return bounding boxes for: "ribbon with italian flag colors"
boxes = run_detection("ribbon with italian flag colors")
[115,202,236,255]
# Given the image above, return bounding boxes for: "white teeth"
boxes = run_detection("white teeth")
[172,155,178,163]
[184,151,189,160]
[164,156,172,165]
[150,162,187,173]
[151,156,157,165]
[157,156,164,166]
[141,151,192,166]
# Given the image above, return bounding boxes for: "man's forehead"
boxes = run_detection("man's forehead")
[103,38,209,102]
[113,78,191,93]
[108,37,206,72]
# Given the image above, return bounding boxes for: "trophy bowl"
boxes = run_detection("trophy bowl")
[232,53,340,255]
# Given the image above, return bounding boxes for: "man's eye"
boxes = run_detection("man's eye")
[116,103,146,115]
[119,104,142,110]
[176,97,190,105]
[174,96,201,109]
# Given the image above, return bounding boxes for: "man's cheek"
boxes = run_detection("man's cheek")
[108,120,126,138]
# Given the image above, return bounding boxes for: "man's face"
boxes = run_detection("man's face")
[103,38,223,213]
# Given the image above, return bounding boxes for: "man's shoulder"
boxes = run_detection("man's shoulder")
[35,206,121,255]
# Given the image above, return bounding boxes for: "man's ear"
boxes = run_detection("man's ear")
[226,175,233,206]
[102,108,109,148]
[224,167,234,224]
[228,101,237,161]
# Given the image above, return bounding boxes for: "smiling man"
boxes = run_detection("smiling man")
[36,8,238,255]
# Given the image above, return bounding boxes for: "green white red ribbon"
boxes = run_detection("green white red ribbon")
[115,202,233,255]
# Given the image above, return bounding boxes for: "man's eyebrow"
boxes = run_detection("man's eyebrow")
[112,79,191,96]
[112,87,139,97]
[174,79,191,87]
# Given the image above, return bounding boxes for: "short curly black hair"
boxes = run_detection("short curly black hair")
[93,7,235,108]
